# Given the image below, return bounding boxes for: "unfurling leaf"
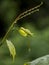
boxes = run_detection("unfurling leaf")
[19,27,27,37]
[19,27,34,37]
[6,39,16,61]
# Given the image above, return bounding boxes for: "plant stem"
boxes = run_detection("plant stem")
[0,16,20,46]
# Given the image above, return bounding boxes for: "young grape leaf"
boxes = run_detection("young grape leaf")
[19,27,27,37]
[6,39,16,61]
[19,27,34,37]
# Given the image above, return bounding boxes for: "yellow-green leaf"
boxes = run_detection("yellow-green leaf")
[6,39,16,61]
[19,27,34,37]
[19,27,27,37]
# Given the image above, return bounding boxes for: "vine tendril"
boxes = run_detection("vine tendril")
[0,2,43,46]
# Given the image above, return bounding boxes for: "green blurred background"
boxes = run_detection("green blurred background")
[0,0,49,65]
